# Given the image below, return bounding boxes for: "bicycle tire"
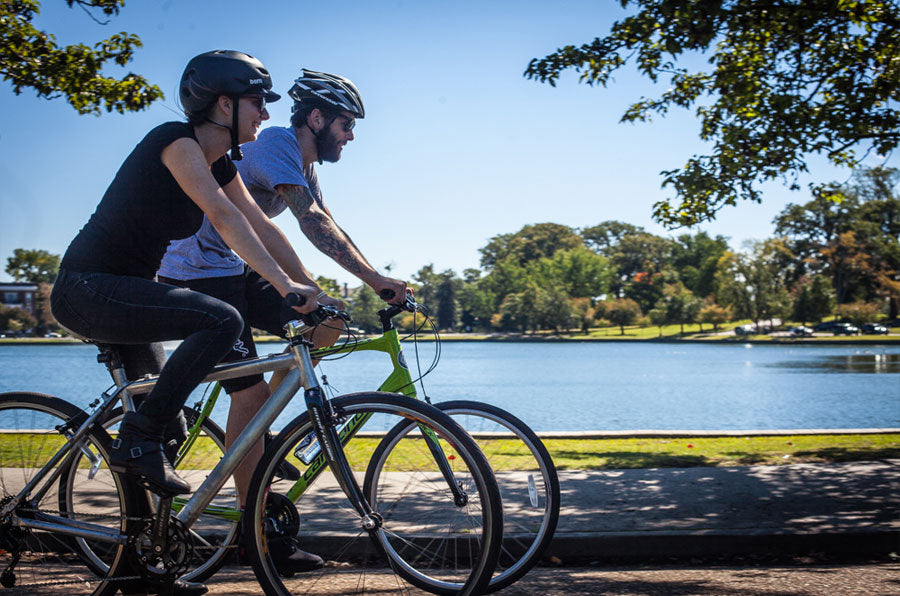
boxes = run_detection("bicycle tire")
[368,400,560,592]
[0,392,141,596]
[244,391,503,596]
[59,406,238,583]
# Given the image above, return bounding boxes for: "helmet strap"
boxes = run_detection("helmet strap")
[230,95,243,161]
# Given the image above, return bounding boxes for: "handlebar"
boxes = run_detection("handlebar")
[379,289,417,313]
[284,293,352,326]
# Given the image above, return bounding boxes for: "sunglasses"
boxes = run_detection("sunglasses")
[243,95,267,112]
[330,113,356,133]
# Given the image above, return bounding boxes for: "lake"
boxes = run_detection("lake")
[0,341,897,432]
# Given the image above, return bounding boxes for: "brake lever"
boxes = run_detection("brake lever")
[379,289,418,313]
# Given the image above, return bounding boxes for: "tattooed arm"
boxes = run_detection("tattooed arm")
[220,174,321,292]
[277,183,408,301]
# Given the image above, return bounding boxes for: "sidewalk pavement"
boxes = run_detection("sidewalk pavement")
[545,459,899,561]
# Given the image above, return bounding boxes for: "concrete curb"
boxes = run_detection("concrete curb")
[534,428,900,439]
[545,529,900,562]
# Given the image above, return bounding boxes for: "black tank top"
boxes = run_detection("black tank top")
[61,122,237,279]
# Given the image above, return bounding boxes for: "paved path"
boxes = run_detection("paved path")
[173,562,900,595]
[8,459,898,594]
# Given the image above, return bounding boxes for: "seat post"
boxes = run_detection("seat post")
[95,345,137,411]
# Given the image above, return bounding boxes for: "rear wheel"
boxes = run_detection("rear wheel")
[369,400,560,592]
[0,392,139,595]
[59,406,238,583]
[245,392,503,596]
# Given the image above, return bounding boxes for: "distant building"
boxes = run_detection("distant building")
[0,283,39,317]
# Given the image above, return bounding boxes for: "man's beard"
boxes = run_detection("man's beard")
[316,127,342,163]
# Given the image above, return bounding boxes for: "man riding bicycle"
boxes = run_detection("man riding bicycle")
[157,69,408,577]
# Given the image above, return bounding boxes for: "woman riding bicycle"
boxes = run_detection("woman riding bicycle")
[50,50,319,499]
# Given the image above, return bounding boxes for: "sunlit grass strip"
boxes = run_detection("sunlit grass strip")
[2,433,896,471]
[542,434,900,470]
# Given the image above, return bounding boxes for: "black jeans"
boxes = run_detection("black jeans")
[159,265,288,393]
[50,268,243,433]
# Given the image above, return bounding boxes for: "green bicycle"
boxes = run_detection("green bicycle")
[75,295,559,593]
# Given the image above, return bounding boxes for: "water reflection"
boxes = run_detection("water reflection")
[763,352,900,374]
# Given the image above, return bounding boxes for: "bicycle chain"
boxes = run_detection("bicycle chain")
[5,504,236,592]
[3,575,144,589]
[18,506,239,553]
[19,505,147,522]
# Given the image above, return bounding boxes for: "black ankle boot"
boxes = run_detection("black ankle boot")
[109,412,191,496]
[163,410,189,464]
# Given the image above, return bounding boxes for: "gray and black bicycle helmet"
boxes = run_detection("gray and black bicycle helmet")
[288,69,365,119]
[180,50,281,160]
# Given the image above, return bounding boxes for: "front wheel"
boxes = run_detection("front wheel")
[367,400,560,592]
[244,392,503,596]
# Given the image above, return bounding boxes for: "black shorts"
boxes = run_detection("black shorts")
[158,266,285,393]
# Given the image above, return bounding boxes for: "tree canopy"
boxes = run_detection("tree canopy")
[479,223,583,269]
[1,0,162,114]
[524,0,900,227]
[5,248,59,283]
[774,166,900,312]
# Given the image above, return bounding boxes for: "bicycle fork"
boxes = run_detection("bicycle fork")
[286,321,383,531]
[288,321,469,521]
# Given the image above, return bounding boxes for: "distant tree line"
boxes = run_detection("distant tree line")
[351,166,899,334]
[5,167,898,336]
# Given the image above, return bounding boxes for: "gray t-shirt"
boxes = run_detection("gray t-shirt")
[157,126,322,279]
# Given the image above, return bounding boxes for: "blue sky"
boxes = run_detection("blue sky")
[0,0,891,286]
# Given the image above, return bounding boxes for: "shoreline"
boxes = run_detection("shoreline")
[3,335,899,346]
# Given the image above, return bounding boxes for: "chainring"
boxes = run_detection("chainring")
[264,492,301,539]
[127,515,193,580]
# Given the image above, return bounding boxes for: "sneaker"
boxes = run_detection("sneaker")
[268,536,325,577]
[170,578,209,596]
[237,533,323,575]
[264,432,301,481]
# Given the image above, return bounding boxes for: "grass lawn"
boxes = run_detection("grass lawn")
[3,433,896,472]
[539,433,900,469]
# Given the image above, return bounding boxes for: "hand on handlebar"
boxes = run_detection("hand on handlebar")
[374,277,410,306]
[317,293,346,311]
[284,293,352,326]
[379,288,417,313]
[284,284,318,314]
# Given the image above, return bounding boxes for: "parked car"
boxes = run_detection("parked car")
[813,321,841,332]
[860,323,889,335]
[43,331,61,338]
[832,323,859,336]
[734,324,756,336]
[789,325,814,337]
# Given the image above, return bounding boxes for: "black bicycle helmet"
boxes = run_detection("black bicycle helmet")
[288,69,365,119]
[180,50,281,159]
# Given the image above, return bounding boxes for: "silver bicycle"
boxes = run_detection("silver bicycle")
[0,301,503,595]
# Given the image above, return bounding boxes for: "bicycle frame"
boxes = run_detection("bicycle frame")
[1,317,387,548]
[173,306,451,518]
